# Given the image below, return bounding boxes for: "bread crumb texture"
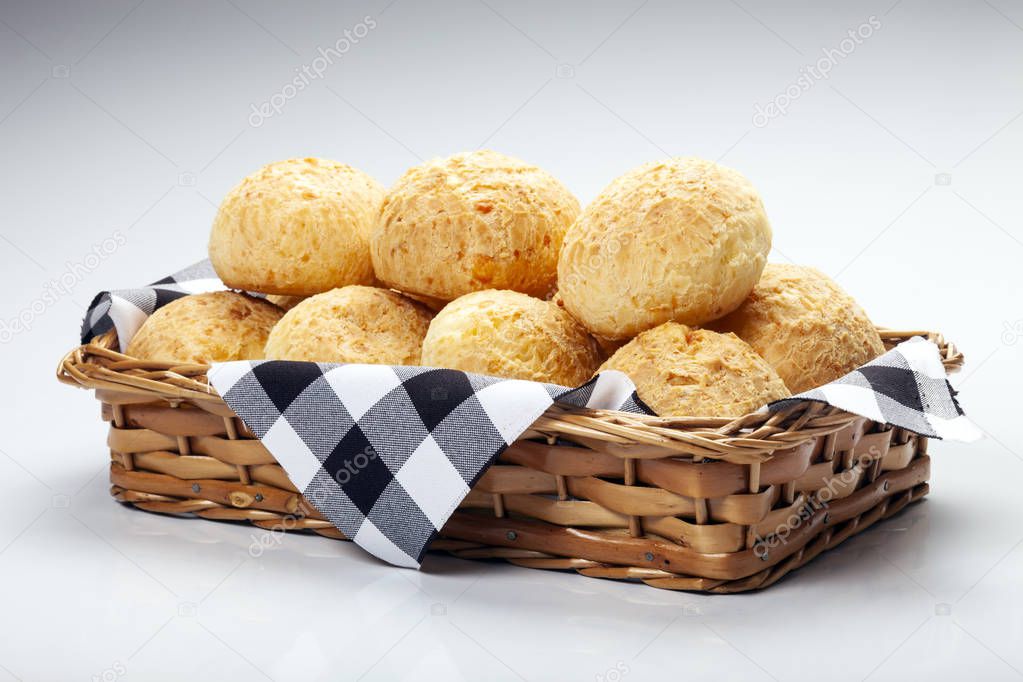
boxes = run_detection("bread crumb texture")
[126,291,283,364]
[558,157,771,339]
[421,289,601,386]
[264,285,433,364]
[371,150,580,302]
[209,157,384,295]
[711,263,885,393]
[599,322,790,417]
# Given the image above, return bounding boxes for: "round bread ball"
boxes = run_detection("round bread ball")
[126,291,283,364]
[421,290,601,386]
[599,322,790,417]
[371,150,580,301]
[209,158,384,295]
[264,286,432,364]
[558,157,772,340]
[711,264,885,393]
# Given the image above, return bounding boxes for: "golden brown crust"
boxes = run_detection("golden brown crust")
[209,158,384,295]
[598,322,790,417]
[558,157,771,339]
[126,291,283,364]
[371,150,579,302]
[710,263,885,393]
[263,286,433,364]
[421,289,601,386]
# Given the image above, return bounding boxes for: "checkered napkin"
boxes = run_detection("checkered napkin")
[207,362,649,566]
[81,259,979,567]
[81,260,228,351]
[769,336,981,443]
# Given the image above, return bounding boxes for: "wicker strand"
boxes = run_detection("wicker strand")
[111,403,133,471]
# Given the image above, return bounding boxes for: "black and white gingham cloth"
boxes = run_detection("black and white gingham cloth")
[82,261,979,567]
[82,260,228,351]
[770,336,980,442]
[208,361,649,566]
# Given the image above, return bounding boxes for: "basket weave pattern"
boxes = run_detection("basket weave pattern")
[59,329,962,593]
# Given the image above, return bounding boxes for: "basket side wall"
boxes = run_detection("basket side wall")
[99,391,930,592]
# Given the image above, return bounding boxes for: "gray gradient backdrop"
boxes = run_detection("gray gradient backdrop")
[1,1,1022,681]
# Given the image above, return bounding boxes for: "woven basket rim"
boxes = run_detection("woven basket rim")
[57,328,963,464]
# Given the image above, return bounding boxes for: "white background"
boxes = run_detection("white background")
[2,0,1022,680]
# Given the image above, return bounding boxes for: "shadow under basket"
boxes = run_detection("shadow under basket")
[58,329,962,593]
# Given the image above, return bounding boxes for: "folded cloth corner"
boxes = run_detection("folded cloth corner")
[208,361,651,567]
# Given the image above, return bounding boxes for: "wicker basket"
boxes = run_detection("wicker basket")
[58,328,962,593]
